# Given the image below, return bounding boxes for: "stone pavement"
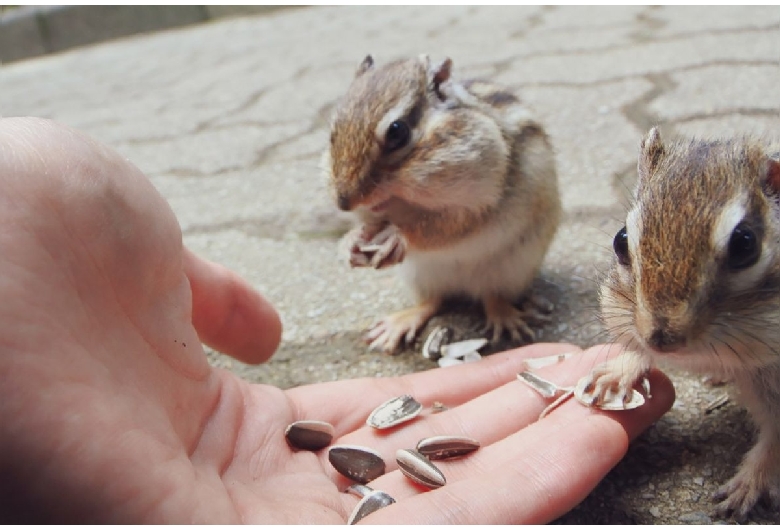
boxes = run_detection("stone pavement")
[1,5,779,524]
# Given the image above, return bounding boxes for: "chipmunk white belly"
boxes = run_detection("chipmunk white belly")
[400,213,547,301]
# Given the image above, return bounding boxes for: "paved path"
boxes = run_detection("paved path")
[1,5,779,524]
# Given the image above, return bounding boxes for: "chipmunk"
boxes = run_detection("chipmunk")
[323,55,561,354]
[581,127,780,520]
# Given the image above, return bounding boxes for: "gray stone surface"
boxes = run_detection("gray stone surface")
[1,5,779,524]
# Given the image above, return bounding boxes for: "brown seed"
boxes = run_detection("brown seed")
[396,448,446,489]
[416,435,480,460]
[347,490,396,525]
[329,445,386,484]
[284,420,334,451]
[366,395,423,429]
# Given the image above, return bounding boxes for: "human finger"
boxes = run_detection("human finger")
[184,248,282,364]
[285,342,580,436]
[361,368,674,524]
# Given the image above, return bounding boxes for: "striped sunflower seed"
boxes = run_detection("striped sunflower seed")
[416,435,480,460]
[422,326,451,360]
[396,448,446,489]
[329,445,386,483]
[347,490,396,525]
[284,420,334,451]
[366,395,423,429]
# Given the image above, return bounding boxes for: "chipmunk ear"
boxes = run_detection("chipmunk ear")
[422,56,452,100]
[638,127,665,182]
[762,156,780,197]
[356,55,374,77]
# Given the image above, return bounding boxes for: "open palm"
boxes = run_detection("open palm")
[0,118,673,523]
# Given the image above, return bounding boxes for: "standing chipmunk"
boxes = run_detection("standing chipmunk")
[323,55,561,354]
[582,127,780,520]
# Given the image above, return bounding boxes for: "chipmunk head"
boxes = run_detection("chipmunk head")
[330,55,452,210]
[326,54,454,214]
[602,127,780,372]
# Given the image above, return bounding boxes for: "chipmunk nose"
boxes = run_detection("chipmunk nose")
[647,327,686,353]
[337,193,353,211]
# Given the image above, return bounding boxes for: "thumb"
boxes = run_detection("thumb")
[184,248,282,364]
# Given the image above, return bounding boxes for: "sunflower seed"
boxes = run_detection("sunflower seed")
[284,420,335,451]
[517,370,561,399]
[366,395,423,429]
[347,490,396,525]
[573,375,646,410]
[396,448,446,489]
[422,326,451,360]
[416,435,480,460]
[329,445,386,483]
[440,338,488,359]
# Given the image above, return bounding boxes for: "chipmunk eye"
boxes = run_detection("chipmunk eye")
[613,226,630,266]
[385,120,410,152]
[727,222,760,270]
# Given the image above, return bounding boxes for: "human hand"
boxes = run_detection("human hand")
[0,118,674,523]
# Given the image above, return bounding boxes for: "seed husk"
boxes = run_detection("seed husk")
[416,435,480,460]
[430,401,448,414]
[366,395,423,429]
[396,448,446,489]
[422,326,451,360]
[517,370,561,398]
[284,420,335,451]
[440,338,488,359]
[438,357,464,368]
[329,445,386,483]
[347,490,396,525]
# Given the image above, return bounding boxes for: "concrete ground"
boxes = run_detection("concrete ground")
[1,5,779,524]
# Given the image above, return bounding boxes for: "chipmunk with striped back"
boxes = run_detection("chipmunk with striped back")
[324,55,561,354]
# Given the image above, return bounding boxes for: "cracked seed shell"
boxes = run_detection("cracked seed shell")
[347,490,396,525]
[366,395,423,429]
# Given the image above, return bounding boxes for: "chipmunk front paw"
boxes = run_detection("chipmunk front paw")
[577,363,642,408]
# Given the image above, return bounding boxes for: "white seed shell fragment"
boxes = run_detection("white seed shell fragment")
[347,490,396,525]
[462,351,482,363]
[416,435,480,460]
[422,326,451,360]
[366,395,423,430]
[440,338,489,359]
[329,445,386,483]
[517,371,561,399]
[437,357,464,368]
[573,376,646,411]
[522,351,575,370]
[396,449,447,489]
[284,420,335,451]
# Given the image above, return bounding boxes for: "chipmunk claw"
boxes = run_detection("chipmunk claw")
[577,366,636,408]
[712,454,780,522]
[482,295,536,343]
